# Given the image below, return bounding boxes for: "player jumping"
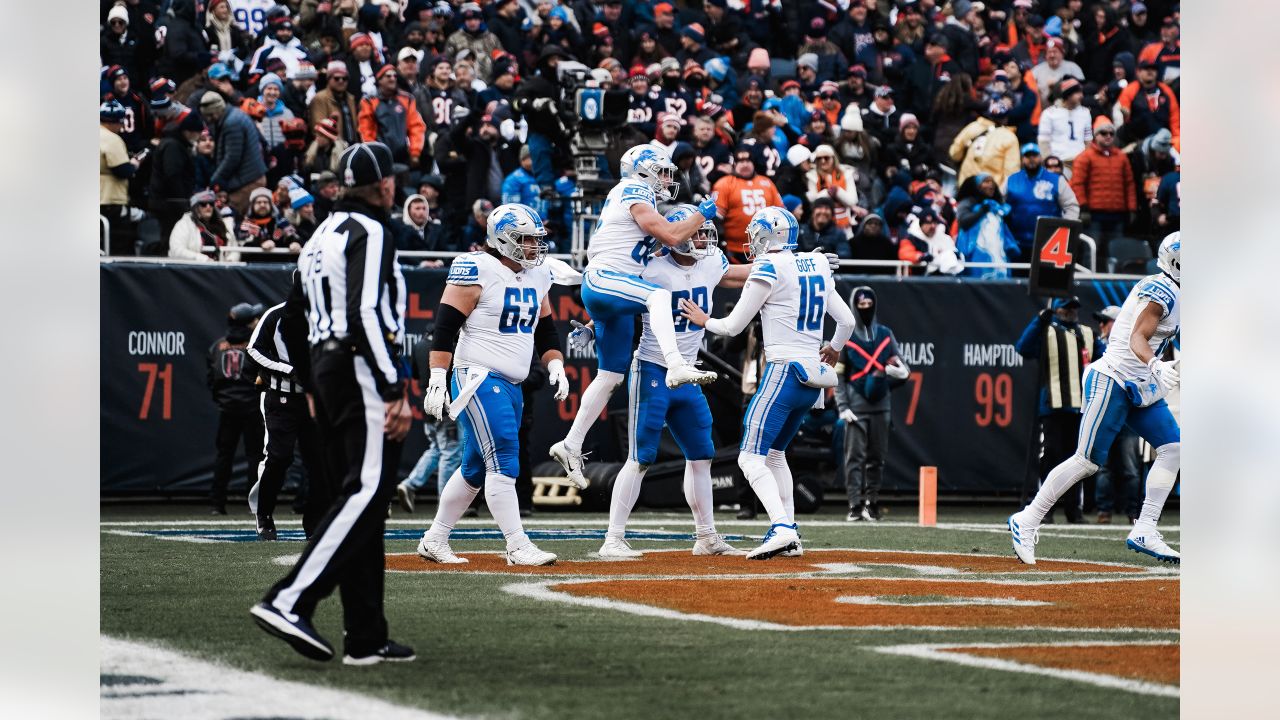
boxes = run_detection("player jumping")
[418,203,570,566]
[681,207,856,560]
[549,144,719,488]
[595,205,750,559]
[1009,232,1181,564]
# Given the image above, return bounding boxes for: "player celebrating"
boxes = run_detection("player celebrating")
[597,206,750,559]
[1009,233,1182,565]
[417,204,570,566]
[549,144,719,488]
[681,207,856,559]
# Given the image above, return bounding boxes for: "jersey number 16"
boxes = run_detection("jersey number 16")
[796,275,825,331]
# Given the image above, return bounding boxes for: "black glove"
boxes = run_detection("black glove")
[1038,308,1054,322]
[919,253,933,264]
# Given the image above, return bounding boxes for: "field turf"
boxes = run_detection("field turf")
[100,503,1179,719]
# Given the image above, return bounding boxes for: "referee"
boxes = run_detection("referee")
[246,271,330,540]
[251,141,415,665]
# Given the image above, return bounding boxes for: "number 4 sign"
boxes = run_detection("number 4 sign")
[1029,217,1082,299]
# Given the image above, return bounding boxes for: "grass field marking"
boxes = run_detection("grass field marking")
[871,641,1179,698]
[102,529,222,544]
[101,635,460,720]
[502,576,1179,634]
[834,595,1053,607]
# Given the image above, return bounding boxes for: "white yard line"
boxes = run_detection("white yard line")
[101,636,459,720]
[873,641,1179,698]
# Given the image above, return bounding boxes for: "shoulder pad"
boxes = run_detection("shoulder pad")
[1135,276,1176,312]
[447,255,482,284]
[748,261,778,284]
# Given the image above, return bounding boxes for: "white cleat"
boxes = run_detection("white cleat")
[506,543,557,566]
[780,539,804,557]
[665,363,718,388]
[417,536,468,564]
[1126,527,1180,564]
[1008,511,1039,565]
[745,523,800,560]
[549,441,589,489]
[692,534,747,556]
[598,537,644,559]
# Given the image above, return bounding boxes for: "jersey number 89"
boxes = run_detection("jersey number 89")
[499,287,539,333]
[796,275,825,331]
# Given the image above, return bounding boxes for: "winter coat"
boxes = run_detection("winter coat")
[955,198,1019,278]
[904,215,964,275]
[798,221,850,257]
[309,89,361,146]
[210,107,268,191]
[848,213,898,274]
[358,91,427,164]
[1070,142,1137,213]
[159,0,210,85]
[256,101,296,150]
[806,165,860,232]
[1004,168,1079,250]
[149,129,197,215]
[444,28,504,79]
[169,213,240,262]
[949,117,1020,188]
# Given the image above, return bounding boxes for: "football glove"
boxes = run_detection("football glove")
[567,320,594,353]
[423,367,448,420]
[547,359,570,402]
[1148,357,1179,390]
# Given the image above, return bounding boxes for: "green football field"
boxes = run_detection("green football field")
[100,502,1179,719]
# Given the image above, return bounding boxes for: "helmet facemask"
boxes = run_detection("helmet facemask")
[500,227,549,268]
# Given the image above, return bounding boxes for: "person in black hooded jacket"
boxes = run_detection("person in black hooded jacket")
[848,213,897,274]
[149,111,206,245]
[159,0,212,85]
[833,286,910,522]
[206,302,266,515]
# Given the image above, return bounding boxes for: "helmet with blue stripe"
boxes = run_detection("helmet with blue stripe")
[1157,231,1180,282]
[620,143,678,201]
[745,206,799,260]
[486,203,549,268]
[664,204,718,258]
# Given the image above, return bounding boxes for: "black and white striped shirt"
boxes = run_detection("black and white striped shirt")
[298,198,407,395]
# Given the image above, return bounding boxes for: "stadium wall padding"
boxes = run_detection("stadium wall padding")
[100,262,1133,497]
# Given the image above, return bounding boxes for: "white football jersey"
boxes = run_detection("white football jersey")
[228,0,275,35]
[751,250,834,363]
[1093,273,1180,386]
[636,248,730,367]
[586,178,659,276]
[447,252,554,384]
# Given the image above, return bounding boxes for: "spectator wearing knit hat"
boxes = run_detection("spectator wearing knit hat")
[649,2,683,56]
[798,16,849,83]
[416,57,472,134]
[701,0,746,62]
[286,187,319,242]
[829,1,877,72]
[169,190,240,262]
[248,15,312,82]
[102,65,152,154]
[861,85,902,149]
[806,144,862,235]
[1036,77,1092,173]
[282,63,318,119]
[358,65,428,167]
[346,31,386,98]
[444,3,504,79]
[309,61,361,145]
[1069,117,1136,259]
[881,113,936,183]
[205,0,251,58]
[626,66,663,137]
[100,4,142,79]
[1031,37,1085,106]
[199,90,269,216]
[100,99,140,255]
[303,116,349,176]
[238,186,299,261]
[676,22,716,66]
[255,75,297,151]
[489,0,528,60]
[150,111,208,246]
[840,65,875,112]
[798,197,849,256]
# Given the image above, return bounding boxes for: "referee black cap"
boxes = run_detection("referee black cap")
[339,141,407,188]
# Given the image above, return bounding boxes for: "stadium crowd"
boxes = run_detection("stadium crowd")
[99,0,1180,275]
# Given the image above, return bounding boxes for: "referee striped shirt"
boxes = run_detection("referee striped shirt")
[298,198,407,396]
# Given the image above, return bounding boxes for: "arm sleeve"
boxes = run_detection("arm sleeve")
[357,99,379,143]
[109,162,137,179]
[1069,153,1090,207]
[247,306,295,375]
[1015,316,1045,358]
[345,222,402,395]
[407,98,426,160]
[210,122,244,188]
[824,284,856,349]
[534,314,561,357]
[431,302,468,353]
[705,278,771,336]
[1057,176,1080,220]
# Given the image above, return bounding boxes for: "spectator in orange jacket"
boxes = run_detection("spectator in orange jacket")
[1116,60,1179,149]
[1069,117,1136,259]
[712,147,783,263]
[358,65,427,166]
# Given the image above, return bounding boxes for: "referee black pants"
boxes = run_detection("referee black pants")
[262,348,403,656]
[256,389,328,535]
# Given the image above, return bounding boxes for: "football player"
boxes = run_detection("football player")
[549,144,719,488]
[417,204,570,566]
[1009,232,1182,564]
[681,207,856,559]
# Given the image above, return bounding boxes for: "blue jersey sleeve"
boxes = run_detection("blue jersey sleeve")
[617,181,656,209]
[747,260,777,286]
[1135,278,1176,318]
[446,255,482,286]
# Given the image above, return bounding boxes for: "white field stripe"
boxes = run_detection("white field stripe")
[100,518,1180,532]
[872,641,1179,698]
[834,595,1052,607]
[500,578,1180,634]
[101,636,457,720]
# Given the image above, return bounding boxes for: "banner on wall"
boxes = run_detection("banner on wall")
[100,263,1133,496]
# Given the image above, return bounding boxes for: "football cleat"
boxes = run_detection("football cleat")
[549,441,589,489]
[1126,528,1180,564]
[598,537,644,559]
[781,538,804,557]
[343,640,416,666]
[396,483,416,513]
[417,536,469,564]
[692,534,747,556]
[254,512,275,540]
[249,602,334,662]
[506,543,557,566]
[665,363,718,389]
[746,523,800,560]
[1008,511,1039,565]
